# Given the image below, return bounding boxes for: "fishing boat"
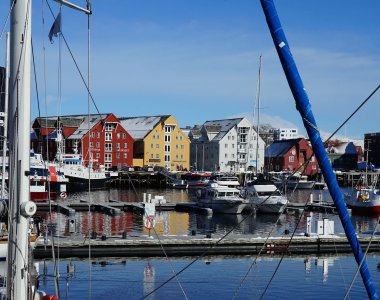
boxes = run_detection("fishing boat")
[196,183,249,214]
[345,183,380,214]
[244,177,288,214]
[56,151,109,192]
[29,152,68,201]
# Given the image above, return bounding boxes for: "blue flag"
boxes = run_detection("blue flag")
[48,12,61,43]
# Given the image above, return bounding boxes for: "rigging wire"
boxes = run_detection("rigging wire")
[44,0,102,116]
[252,81,380,298]
[343,216,380,298]
[124,171,189,300]
[0,0,16,41]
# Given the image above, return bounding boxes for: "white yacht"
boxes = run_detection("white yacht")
[196,183,249,214]
[244,177,288,214]
[210,174,240,187]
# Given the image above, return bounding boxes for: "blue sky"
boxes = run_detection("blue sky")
[1,0,379,140]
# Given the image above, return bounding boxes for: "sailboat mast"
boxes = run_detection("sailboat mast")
[1,32,10,200]
[260,1,377,298]
[8,0,36,299]
[255,55,262,174]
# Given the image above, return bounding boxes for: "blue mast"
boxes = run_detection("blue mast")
[260,1,378,299]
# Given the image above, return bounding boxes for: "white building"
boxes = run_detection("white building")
[274,128,298,140]
[189,118,265,173]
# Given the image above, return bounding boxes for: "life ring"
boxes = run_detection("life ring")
[60,192,67,199]
[144,216,156,229]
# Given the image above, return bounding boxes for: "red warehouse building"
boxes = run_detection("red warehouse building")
[264,138,319,176]
[31,113,134,169]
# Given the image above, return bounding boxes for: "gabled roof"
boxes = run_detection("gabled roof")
[119,115,170,140]
[265,138,302,157]
[68,114,109,140]
[35,117,56,128]
[202,118,244,142]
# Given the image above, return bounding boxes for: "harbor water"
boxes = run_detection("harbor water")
[35,187,380,299]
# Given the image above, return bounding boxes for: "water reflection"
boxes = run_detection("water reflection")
[36,187,380,238]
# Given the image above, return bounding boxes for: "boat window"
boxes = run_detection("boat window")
[226,192,234,197]
[218,192,225,197]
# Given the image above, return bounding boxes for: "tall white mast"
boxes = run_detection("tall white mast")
[255,55,262,174]
[8,0,36,299]
[1,32,10,200]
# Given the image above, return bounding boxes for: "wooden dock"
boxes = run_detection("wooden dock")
[33,234,380,259]
[35,201,338,215]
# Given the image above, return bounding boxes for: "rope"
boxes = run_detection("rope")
[0,0,16,41]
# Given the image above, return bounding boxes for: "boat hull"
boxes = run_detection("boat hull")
[198,199,249,214]
[66,176,109,192]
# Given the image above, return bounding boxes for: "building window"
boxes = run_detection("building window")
[156,154,159,159]
[124,142,127,148]
[97,132,100,138]
[96,142,100,148]
[151,143,153,149]
[165,135,171,142]
[89,142,93,147]
[156,144,159,149]
[105,143,112,152]
[104,153,112,162]
[164,155,170,162]
[150,154,154,159]
[232,154,235,158]
[116,153,120,159]
[124,153,127,158]
[105,123,115,131]
[176,154,178,159]
[117,133,120,139]
[232,144,235,148]
[164,126,172,133]
[289,156,294,162]
[225,144,228,148]
[105,132,112,141]
[180,154,183,159]
[225,153,227,158]
[122,133,126,139]
[165,145,171,152]
[90,132,95,138]
[176,145,179,150]
[181,145,184,150]
[232,136,235,140]
[312,164,317,170]
[116,143,120,149]
[96,153,100,159]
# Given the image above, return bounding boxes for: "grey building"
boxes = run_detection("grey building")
[189,118,265,173]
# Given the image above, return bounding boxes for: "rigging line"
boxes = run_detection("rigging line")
[142,206,258,300]
[259,184,314,300]
[344,217,380,299]
[31,39,42,124]
[0,0,16,41]
[45,0,102,116]
[123,171,189,300]
[324,82,380,145]
[86,2,93,299]
[234,157,313,299]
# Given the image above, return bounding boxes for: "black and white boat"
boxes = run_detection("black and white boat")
[56,152,109,192]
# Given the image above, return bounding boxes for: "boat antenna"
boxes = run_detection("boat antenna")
[260,1,377,298]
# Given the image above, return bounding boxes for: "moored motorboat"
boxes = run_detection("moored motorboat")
[196,183,249,214]
[244,177,288,214]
